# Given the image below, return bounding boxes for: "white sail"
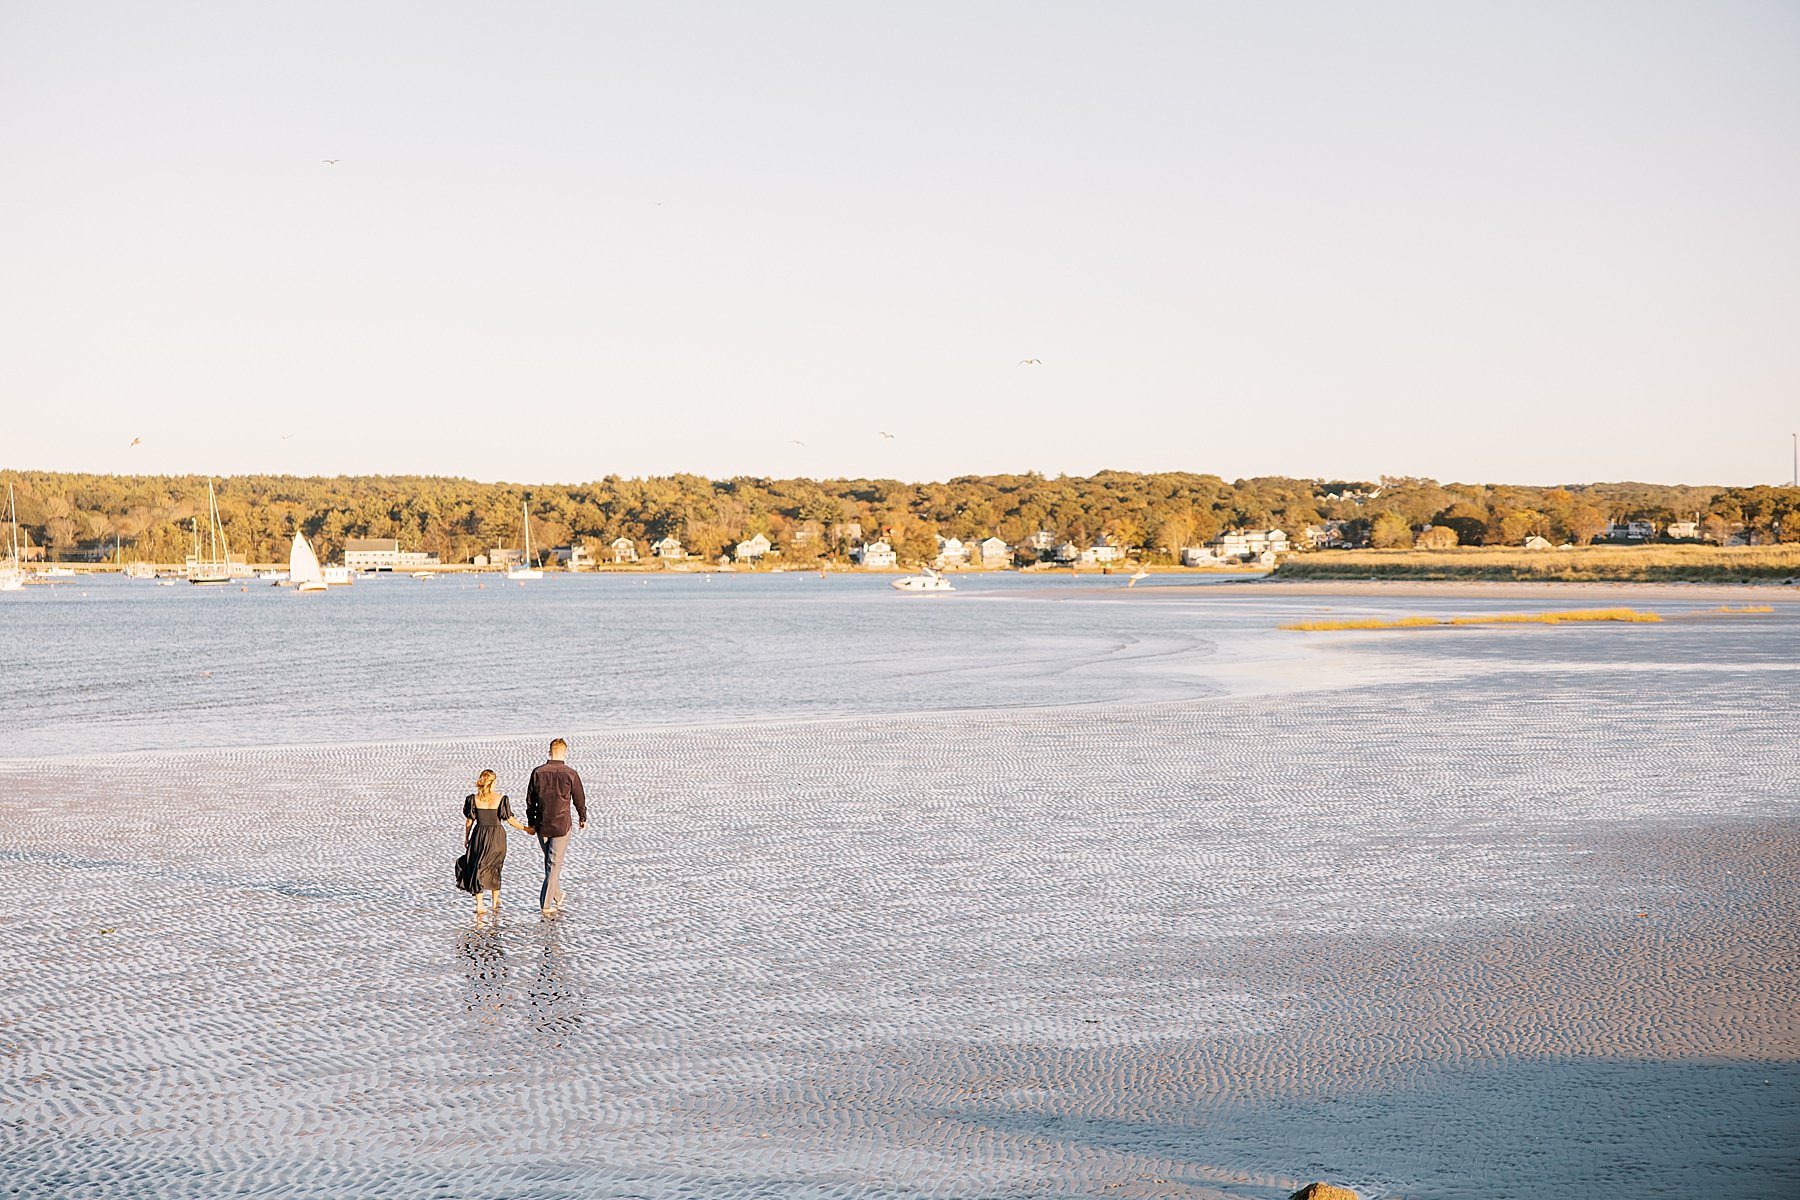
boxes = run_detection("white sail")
[507,499,543,579]
[289,533,324,585]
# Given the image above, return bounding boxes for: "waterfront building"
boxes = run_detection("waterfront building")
[552,544,594,569]
[344,538,441,571]
[853,540,897,568]
[973,536,1009,567]
[1211,529,1290,559]
[1077,535,1125,565]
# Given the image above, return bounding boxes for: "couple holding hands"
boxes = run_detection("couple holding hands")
[458,738,587,917]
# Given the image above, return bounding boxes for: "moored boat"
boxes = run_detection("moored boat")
[507,500,543,579]
[186,482,233,584]
[290,533,329,592]
[0,486,24,592]
[890,567,955,592]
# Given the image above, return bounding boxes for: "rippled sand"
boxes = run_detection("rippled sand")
[3,659,1797,1196]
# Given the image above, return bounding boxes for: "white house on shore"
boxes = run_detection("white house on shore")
[344,538,441,571]
[1077,534,1126,565]
[1666,521,1699,539]
[933,536,969,568]
[610,537,639,563]
[551,544,594,569]
[1210,529,1289,559]
[853,540,897,568]
[487,547,525,568]
[734,532,773,561]
[1605,520,1656,540]
[973,536,1009,567]
[650,536,684,559]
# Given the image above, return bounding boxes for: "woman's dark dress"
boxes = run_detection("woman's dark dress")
[461,794,513,893]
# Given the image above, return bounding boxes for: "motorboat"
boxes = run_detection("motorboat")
[507,499,544,579]
[890,567,955,592]
[289,533,329,592]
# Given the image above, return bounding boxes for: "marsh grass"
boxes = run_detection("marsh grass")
[1281,608,1661,631]
[1271,544,1800,583]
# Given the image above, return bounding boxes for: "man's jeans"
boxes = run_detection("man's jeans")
[538,834,569,912]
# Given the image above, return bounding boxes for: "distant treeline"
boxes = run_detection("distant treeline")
[1,468,1794,565]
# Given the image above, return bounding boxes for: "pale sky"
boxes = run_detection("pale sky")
[2,2,1796,487]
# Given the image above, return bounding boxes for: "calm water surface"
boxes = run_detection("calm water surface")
[3,572,1794,758]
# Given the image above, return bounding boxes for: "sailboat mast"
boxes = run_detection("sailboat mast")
[215,484,230,565]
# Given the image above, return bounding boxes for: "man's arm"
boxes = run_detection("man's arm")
[525,767,542,831]
[570,768,587,830]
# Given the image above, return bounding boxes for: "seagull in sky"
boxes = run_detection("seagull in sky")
[129,437,140,447]
[879,431,896,439]
[323,159,340,165]
[281,433,294,440]
[790,440,806,447]
[1019,359,1042,366]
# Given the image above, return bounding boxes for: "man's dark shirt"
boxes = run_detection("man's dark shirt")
[525,759,587,839]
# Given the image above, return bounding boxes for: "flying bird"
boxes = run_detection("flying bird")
[1019,359,1042,366]
[129,437,140,447]
[879,431,896,439]
[322,159,340,165]
[281,433,294,440]
[790,440,806,447]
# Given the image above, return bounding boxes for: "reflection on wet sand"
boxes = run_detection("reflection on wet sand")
[526,921,583,1040]
[458,922,510,1019]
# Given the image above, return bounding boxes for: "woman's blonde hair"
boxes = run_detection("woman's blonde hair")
[476,769,497,794]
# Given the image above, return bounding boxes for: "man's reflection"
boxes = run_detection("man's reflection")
[527,921,583,1040]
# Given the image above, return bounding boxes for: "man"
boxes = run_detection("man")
[524,738,587,916]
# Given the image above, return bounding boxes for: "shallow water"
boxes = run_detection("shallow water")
[1,576,1796,1197]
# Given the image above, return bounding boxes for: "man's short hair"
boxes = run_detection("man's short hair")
[549,738,568,757]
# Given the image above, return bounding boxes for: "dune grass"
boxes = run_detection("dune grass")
[1270,544,1800,583]
[1281,608,1661,631]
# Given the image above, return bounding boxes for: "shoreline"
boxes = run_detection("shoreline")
[1073,578,1800,603]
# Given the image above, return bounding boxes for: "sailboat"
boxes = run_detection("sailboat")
[186,482,233,584]
[0,486,24,591]
[507,500,543,580]
[289,532,329,592]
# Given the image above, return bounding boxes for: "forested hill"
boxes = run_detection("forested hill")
[0,468,1786,565]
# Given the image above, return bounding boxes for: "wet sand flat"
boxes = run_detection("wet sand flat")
[2,641,1797,1198]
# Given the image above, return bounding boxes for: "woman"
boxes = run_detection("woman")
[460,769,533,914]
